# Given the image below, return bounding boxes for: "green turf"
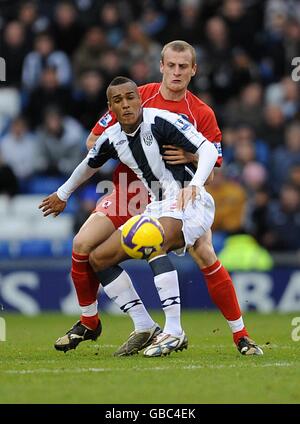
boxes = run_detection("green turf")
[0,311,299,404]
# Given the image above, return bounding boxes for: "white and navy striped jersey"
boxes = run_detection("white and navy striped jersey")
[87,108,208,201]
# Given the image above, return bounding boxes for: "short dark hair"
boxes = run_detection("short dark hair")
[109,76,134,86]
[106,76,137,99]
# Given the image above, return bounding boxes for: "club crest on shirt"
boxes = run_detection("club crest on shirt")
[143,132,153,146]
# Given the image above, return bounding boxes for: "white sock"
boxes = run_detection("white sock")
[102,270,155,331]
[227,316,245,333]
[153,270,182,336]
[81,301,98,317]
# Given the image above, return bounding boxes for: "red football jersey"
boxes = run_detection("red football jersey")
[92,82,222,187]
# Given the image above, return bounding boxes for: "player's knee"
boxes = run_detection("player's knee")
[73,233,93,255]
[162,239,173,252]
[89,251,102,272]
[160,226,184,252]
[192,239,217,267]
[89,250,114,272]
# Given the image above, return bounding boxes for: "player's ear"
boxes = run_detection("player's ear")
[191,64,197,77]
[107,101,112,111]
[159,60,164,74]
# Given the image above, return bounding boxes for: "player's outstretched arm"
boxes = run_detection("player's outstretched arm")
[56,158,99,202]
[38,158,99,218]
[39,193,66,217]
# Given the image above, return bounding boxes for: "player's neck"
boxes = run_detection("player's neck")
[122,114,143,135]
[160,84,187,101]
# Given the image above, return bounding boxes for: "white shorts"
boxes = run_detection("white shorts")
[143,187,215,251]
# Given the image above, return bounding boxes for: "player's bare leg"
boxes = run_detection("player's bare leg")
[73,212,116,255]
[188,230,263,355]
[89,229,128,270]
[54,213,115,352]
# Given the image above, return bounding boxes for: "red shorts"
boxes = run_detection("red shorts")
[94,187,150,229]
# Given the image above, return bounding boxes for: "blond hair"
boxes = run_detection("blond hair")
[161,40,196,66]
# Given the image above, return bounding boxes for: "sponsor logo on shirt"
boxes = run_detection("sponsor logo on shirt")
[175,118,191,131]
[99,113,112,127]
[143,132,153,146]
[116,139,127,146]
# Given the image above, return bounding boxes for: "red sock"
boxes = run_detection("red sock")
[80,313,99,330]
[232,327,249,345]
[72,251,100,307]
[202,260,248,343]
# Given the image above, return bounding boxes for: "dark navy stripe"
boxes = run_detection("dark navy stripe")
[166,163,186,188]
[97,266,123,286]
[165,163,195,188]
[184,163,196,183]
[152,116,199,154]
[88,139,119,168]
[149,255,175,275]
[120,299,143,313]
[161,296,180,308]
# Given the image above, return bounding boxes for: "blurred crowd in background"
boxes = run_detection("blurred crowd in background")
[0,0,299,254]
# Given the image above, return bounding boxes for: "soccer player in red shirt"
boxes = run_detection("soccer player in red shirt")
[44,41,262,356]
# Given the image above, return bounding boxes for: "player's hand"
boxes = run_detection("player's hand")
[162,145,196,165]
[176,185,200,210]
[38,192,66,217]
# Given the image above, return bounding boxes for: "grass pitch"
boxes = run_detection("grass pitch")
[0,311,299,404]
